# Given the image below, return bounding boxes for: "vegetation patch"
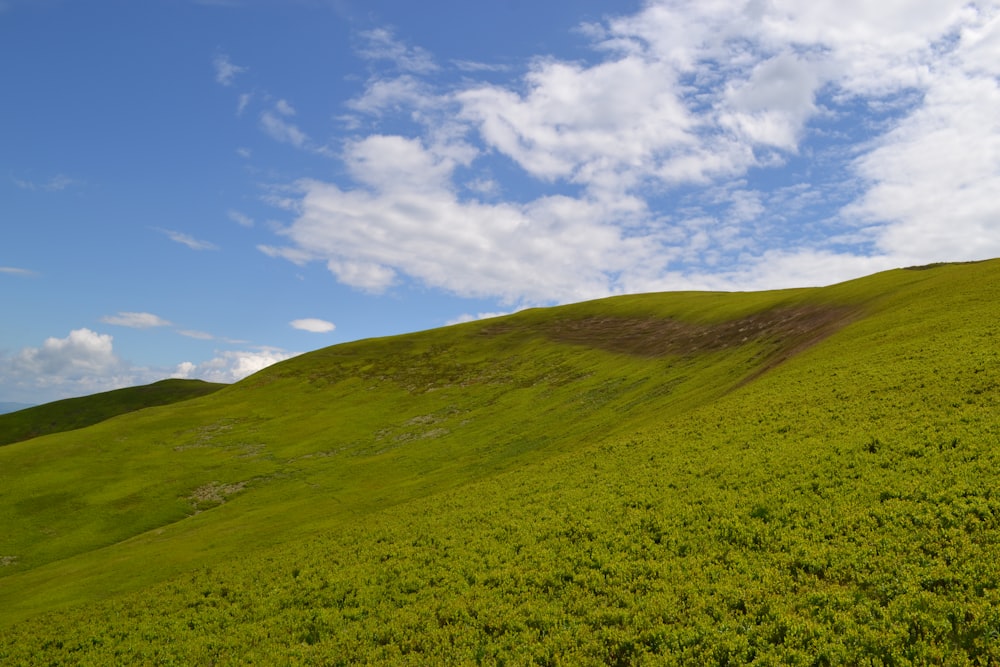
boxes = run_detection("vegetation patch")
[188,481,247,513]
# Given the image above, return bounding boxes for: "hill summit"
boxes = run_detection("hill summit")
[2,260,999,664]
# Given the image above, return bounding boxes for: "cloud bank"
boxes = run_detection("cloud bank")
[261,0,1000,305]
[0,329,296,403]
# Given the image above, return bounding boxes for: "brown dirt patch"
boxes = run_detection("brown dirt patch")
[545,304,858,376]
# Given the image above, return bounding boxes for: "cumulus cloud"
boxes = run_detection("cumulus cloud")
[846,35,1000,264]
[15,329,118,376]
[457,55,704,191]
[290,318,336,333]
[0,328,297,403]
[171,348,296,384]
[346,75,435,116]
[265,134,658,303]
[0,329,154,402]
[262,1,1000,303]
[101,312,172,328]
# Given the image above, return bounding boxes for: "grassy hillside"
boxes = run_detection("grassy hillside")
[0,378,227,446]
[1,260,999,664]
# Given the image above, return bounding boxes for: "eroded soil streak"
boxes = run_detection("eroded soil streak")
[544,305,858,380]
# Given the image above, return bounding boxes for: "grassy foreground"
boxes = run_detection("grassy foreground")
[1,260,999,664]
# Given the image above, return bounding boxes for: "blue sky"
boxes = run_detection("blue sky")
[3,0,1000,404]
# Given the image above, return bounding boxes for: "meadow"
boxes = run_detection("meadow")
[1,260,998,664]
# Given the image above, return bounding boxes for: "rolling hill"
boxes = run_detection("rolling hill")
[0,402,34,415]
[0,378,227,447]
[1,260,999,664]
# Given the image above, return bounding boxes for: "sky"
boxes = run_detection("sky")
[2,0,1000,404]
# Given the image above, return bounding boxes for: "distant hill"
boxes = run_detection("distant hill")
[1,260,999,664]
[0,379,226,446]
[0,403,34,415]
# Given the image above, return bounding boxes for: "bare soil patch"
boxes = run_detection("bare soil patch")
[544,305,858,375]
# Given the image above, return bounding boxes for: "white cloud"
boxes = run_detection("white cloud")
[720,52,823,150]
[347,75,435,115]
[457,55,703,192]
[0,329,293,403]
[848,70,1000,264]
[13,174,77,191]
[260,109,308,149]
[266,136,660,304]
[452,60,510,73]
[357,27,437,73]
[464,177,499,197]
[275,99,296,116]
[446,311,513,326]
[171,348,296,384]
[0,266,38,277]
[178,330,215,341]
[237,92,252,116]
[101,312,172,328]
[155,228,218,251]
[227,209,254,227]
[15,329,117,375]
[263,2,1000,304]
[213,53,246,86]
[0,329,157,402]
[290,318,336,333]
[173,361,197,378]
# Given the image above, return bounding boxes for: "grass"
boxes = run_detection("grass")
[0,378,226,446]
[1,260,999,664]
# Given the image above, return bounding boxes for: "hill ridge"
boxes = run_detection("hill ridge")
[0,378,227,447]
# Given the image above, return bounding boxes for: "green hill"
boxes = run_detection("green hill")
[1,260,999,664]
[0,378,227,447]
[0,402,34,415]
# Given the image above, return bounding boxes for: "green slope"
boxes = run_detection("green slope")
[0,403,34,415]
[1,260,999,664]
[0,378,227,446]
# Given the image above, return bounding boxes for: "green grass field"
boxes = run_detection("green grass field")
[1,260,999,664]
